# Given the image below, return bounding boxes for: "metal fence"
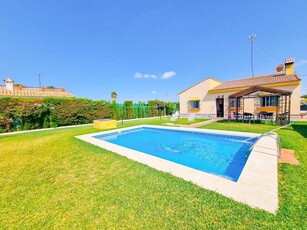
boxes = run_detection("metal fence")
[114,103,179,121]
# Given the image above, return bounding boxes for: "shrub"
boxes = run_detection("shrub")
[0,97,179,132]
[0,97,112,132]
[123,101,135,119]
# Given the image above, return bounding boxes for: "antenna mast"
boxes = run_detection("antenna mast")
[248,34,256,77]
[38,73,42,88]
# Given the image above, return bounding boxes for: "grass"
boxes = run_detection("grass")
[0,118,306,229]
[172,118,209,125]
[116,117,208,126]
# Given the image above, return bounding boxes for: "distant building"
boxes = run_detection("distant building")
[178,58,301,120]
[0,78,74,98]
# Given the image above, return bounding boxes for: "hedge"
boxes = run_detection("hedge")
[0,97,179,133]
[0,97,111,132]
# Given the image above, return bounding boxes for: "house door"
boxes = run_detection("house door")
[216,98,224,117]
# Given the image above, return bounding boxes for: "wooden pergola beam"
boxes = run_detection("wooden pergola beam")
[228,85,292,98]
[227,85,292,124]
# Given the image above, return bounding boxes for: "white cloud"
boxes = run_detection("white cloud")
[134,72,143,78]
[151,91,157,94]
[160,71,176,79]
[150,74,158,79]
[296,60,307,67]
[134,73,158,79]
[134,71,176,80]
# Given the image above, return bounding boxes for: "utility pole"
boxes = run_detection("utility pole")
[38,73,42,87]
[248,34,256,77]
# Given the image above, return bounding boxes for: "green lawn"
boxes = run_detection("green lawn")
[0,118,306,229]
[139,117,209,125]
[173,118,209,125]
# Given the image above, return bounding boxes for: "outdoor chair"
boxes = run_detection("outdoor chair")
[259,112,268,120]
[243,112,254,119]
[188,113,196,121]
[233,112,242,120]
[259,111,275,124]
[170,112,180,121]
[266,112,274,119]
[242,112,255,123]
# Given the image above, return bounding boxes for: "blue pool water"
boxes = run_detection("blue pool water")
[95,127,257,181]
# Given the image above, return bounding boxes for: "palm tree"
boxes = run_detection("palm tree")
[111,91,117,101]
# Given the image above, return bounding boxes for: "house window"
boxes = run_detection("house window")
[189,100,200,109]
[260,96,278,107]
[229,98,241,107]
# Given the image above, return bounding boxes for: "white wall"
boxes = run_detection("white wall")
[178,78,221,116]
[179,80,301,118]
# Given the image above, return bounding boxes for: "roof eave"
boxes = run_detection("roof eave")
[177,77,222,96]
[209,79,301,94]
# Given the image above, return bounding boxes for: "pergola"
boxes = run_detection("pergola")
[228,85,292,124]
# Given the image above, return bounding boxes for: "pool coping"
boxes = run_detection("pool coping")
[76,125,278,213]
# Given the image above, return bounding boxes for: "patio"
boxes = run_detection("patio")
[228,85,292,125]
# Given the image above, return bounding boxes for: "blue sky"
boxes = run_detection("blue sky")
[1,0,306,102]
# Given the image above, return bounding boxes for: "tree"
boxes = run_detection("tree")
[111,91,117,100]
[110,92,118,119]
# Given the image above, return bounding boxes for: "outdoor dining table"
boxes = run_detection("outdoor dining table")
[259,112,274,120]
[243,112,254,119]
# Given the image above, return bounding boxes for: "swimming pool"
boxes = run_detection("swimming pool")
[94,127,256,181]
[76,125,279,213]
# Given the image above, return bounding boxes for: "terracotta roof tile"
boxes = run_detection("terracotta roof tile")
[228,85,292,98]
[0,89,74,98]
[211,73,300,91]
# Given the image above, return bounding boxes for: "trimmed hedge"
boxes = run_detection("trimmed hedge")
[0,97,111,132]
[0,97,179,133]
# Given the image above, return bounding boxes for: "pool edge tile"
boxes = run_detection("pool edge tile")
[75,125,278,214]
